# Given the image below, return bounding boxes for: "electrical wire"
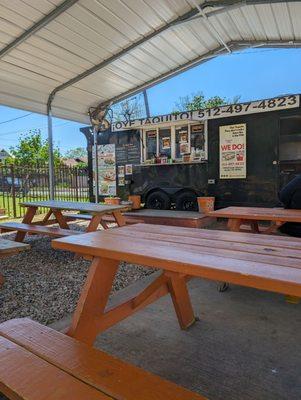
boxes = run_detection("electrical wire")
[0,112,33,125]
[0,121,72,137]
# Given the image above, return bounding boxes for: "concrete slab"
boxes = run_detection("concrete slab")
[87,277,301,400]
[50,273,301,399]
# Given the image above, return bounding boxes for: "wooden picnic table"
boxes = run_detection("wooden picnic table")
[52,223,301,345]
[208,206,301,234]
[0,200,128,242]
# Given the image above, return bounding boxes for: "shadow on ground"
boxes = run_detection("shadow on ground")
[86,277,301,400]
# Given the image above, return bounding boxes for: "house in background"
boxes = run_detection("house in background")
[61,157,88,168]
[0,149,10,163]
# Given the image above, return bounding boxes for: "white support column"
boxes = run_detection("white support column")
[47,105,55,200]
[93,127,99,203]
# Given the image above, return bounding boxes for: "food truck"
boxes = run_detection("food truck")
[80,94,301,210]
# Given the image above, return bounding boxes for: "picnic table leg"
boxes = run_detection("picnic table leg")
[42,210,53,223]
[15,206,38,242]
[67,257,119,345]
[227,218,242,232]
[249,221,260,233]
[0,274,4,288]
[112,211,126,227]
[51,209,70,229]
[166,272,195,330]
[86,214,104,232]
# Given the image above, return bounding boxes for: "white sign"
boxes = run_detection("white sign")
[111,94,300,131]
[97,144,117,196]
[220,123,246,179]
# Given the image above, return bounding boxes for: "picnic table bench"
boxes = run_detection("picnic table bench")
[208,206,301,234]
[0,209,7,221]
[0,318,205,400]
[51,223,301,345]
[0,200,128,242]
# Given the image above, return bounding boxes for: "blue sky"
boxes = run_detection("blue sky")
[1,48,301,154]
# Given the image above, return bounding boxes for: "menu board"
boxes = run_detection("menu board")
[219,123,246,179]
[115,143,140,191]
[116,143,140,167]
[97,144,117,195]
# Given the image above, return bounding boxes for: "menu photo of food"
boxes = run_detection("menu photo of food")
[118,165,125,177]
[99,168,115,182]
[97,144,115,166]
[222,152,236,162]
[180,142,190,155]
[162,136,171,149]
[118,176,125,186]
[125,164,133,175]
[179,131,188,143]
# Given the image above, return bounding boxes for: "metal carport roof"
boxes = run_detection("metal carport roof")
[1,0,301,124]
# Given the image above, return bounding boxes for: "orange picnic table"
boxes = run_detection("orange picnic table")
[52,223,301,345]
[208,206,301,234]
[0,200,128,242]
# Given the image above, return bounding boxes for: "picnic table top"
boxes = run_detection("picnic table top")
[208,206,301,222]
[52,223,301,297]
[0,238,30,256]
[20,200,128,214]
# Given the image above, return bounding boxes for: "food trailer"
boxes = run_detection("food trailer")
[80,94,301,210]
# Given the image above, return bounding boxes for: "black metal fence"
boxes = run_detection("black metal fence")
[0,164,89,218]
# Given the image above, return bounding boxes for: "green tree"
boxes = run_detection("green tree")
[65,147,87,159]
[174,92,241,112]
[8,130,61,166]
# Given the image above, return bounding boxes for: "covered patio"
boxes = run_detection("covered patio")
[0,1,301,400]
[1,0,301,197]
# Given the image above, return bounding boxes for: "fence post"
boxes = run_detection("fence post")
[10,164,17,218]
[75,168,79,202]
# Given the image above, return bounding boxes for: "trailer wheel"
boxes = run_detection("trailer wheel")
[175,191,198,211]
[145,191,171,210]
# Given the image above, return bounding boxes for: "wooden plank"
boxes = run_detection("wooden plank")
[0,318,206,400]
[166,272,195,329]
[0,335,112,400]
[103,227,301,265]
[124,210,206,228]
[209,207,301,222]
[67,213,93,221]
[67,258,119,344]
[0,239,30,255]
[52,231,301,297]
[20,200,128,214]
[102,215,143,225]
[85,230,301,271]
[0,222,81,237]
[112,211,126,227]
[51,209,70,229]
[121,223,301,248]
[15,205,37,242]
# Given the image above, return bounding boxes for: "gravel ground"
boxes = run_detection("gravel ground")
[0,223,153,325]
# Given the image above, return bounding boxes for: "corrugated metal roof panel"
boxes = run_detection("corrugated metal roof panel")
[0,0,300,123]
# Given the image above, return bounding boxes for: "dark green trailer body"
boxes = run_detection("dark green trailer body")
[206,107,301,208]
[81,98,301,209]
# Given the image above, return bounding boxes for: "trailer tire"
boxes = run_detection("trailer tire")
[175,191,198,211]
[145,190,171,210]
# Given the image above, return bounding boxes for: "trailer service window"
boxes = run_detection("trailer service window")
[143,123,207,163]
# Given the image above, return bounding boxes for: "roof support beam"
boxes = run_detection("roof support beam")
[0,0,79,59]
[201,0,301,9]
[46,1,210,106]
[47,0,298,107]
